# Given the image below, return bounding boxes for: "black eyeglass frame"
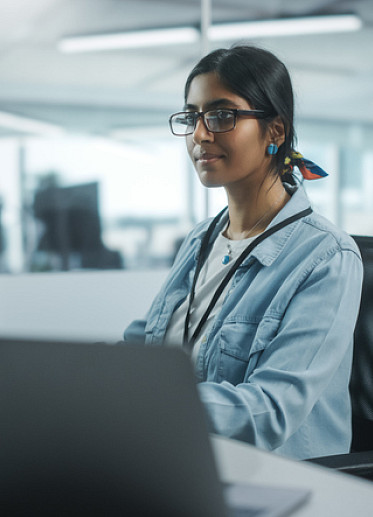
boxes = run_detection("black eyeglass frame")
[168,108,268,136]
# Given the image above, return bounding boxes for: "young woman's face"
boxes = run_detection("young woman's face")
[185,72,274,190]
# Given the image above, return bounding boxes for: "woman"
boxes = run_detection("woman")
[123,45,363,460]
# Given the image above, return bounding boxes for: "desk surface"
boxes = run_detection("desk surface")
[212,435,373,516]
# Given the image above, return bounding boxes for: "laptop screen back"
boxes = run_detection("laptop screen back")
[0,339,228,516]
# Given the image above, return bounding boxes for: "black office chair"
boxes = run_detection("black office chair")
[307,235,373,480]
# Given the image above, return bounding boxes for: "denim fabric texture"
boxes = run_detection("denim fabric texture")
[123,185,363,460]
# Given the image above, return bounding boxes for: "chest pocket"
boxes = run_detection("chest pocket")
[216,316,281,384]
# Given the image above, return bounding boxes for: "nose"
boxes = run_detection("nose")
[192,115,214,144]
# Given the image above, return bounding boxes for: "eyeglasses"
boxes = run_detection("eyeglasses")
[169,108,267,136]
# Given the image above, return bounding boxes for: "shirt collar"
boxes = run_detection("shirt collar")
[251,185,312,266]
[211,185,312,267]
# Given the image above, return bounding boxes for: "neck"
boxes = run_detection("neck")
[224,178,290,240]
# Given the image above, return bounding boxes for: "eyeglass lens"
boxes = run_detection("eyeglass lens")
[171,110,236,135]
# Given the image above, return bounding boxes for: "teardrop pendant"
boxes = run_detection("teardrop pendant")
[222,244,232,265]
[222,254,230,265]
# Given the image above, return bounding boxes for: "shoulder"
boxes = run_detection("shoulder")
[284,185,361,260]
[172,217,217,266]
[178,218,213,250]
[301,211,361,259]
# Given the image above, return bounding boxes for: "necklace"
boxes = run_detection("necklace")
[221,192,286,265]
[184,206,313,347]
[222,243,232,265]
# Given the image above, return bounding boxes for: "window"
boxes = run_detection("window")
[1,120,373,274]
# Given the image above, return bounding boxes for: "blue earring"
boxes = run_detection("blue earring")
[267,143,278,155]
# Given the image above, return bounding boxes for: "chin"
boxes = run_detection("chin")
[199,178,224,189]
[197,171,224,189]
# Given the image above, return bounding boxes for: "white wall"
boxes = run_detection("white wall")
[0,269,169,343]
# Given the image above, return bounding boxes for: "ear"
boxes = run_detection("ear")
[268,117,285,148]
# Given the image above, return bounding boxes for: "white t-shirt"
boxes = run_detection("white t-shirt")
[164,230,257,360]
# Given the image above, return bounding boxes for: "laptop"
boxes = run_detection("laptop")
[0,339,310,516]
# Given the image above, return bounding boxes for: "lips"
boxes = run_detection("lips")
[195,151,224,163]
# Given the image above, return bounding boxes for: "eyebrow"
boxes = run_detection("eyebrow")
[183,98,240,111]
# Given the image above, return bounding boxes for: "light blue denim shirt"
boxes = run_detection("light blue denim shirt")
[123,185,363,460]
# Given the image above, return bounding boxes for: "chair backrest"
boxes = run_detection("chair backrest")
[350,235,373,452]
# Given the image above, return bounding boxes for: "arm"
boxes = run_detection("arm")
[198,247,363,452]
[122,220,209,346]
[123,318,147,344]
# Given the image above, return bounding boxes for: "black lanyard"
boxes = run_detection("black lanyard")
[183,206,313,350]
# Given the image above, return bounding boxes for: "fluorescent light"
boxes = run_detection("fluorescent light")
[209,14,362,40]
[58,14,361,54]
[0,111,64,135]
[58,27,199,53]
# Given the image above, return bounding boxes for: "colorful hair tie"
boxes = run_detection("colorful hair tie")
[283,151,328,180]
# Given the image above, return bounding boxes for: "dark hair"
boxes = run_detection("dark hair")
[184,45,296,179]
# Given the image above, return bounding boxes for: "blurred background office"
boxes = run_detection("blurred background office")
[1,0,373,274]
